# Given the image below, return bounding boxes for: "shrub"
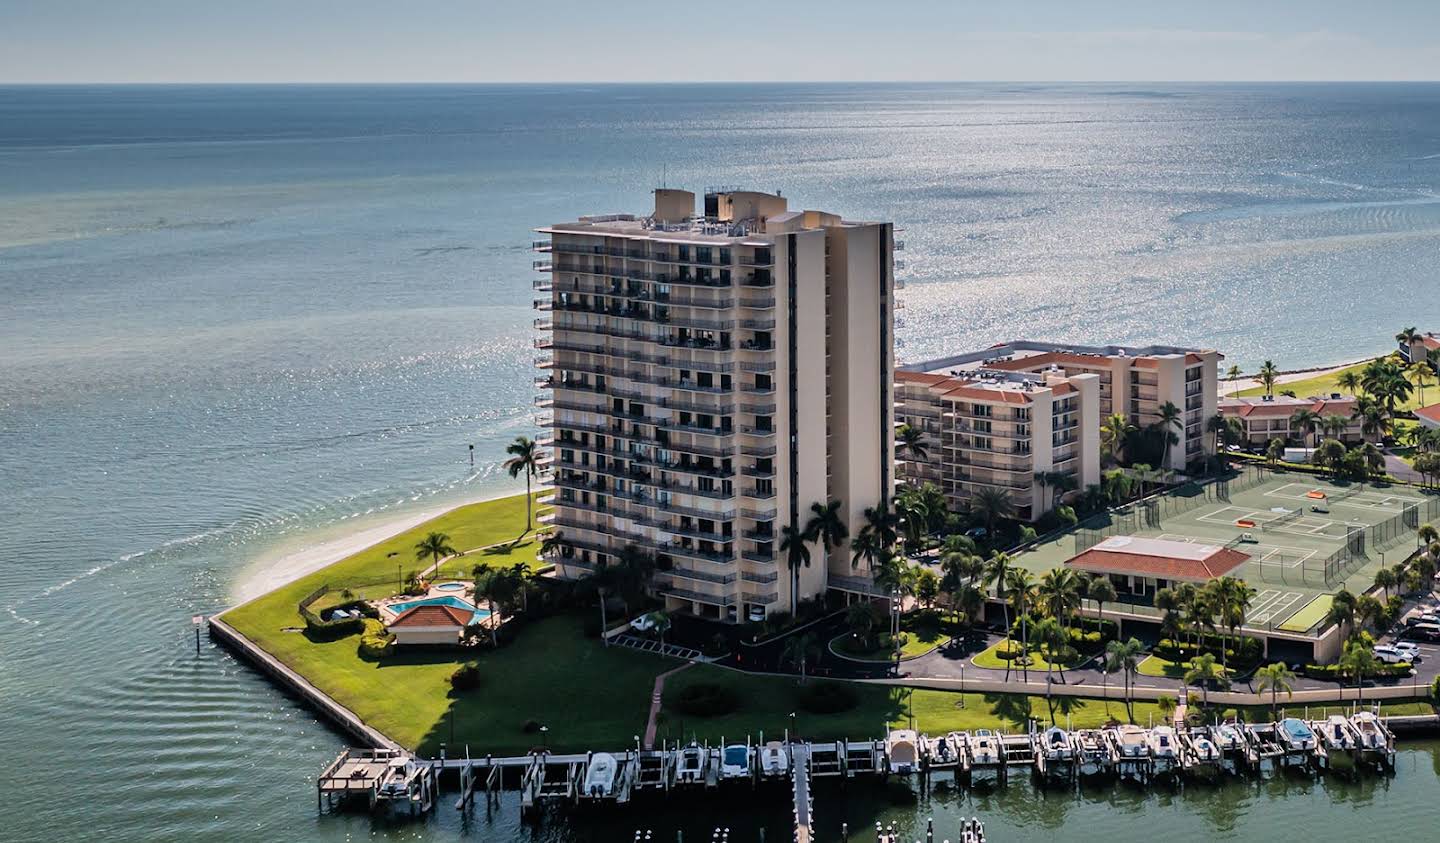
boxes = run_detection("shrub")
[995,640,1024,660]
[672,682,741,717]
[1301,662,1413,681]
[357,619,394,659]
[796,681,859,714]
[450,664,482,692]
[1432,675,1440,702]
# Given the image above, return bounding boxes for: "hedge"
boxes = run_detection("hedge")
[1155,635,1262,667]
[1302,662,1413,681]
[299,589,377,640]
[357,619,394,659]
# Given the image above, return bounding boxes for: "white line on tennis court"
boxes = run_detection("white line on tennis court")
[1157,532,1318,566]
[1249,591,1303,623]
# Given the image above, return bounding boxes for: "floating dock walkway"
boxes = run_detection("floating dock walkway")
[319,709,1400,841]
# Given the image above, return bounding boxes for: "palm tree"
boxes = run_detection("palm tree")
[1255,663,1295,718]
[779,524,813,615]
[1321,413,1351,442]
[1212,576,1254,670]
[861,504,900,549]
[849,528,885,573]
[1086,575,1117,635]
[1266,437,1285,467]
[1397,326,1421,353]
[1358,441,1385,479]
[896,423,929,463]
[1337,369,1362,395]
[804,500,849,561]
[473,566,515,645]
[610,544,656,615]
[538,530,569,564]
[1409,362,1433,407]
[1156,694,1178,725]
[953,585,985,629]
[1327,588,1358,636]
[1106,637,1145,719]
[983,551,1014,643]
[503,435,542,532]
[1129,463,1153,499]
[1315,438,1348,478]
[415,531,458,579]
[1258,360,1280,397]
[1101,413,1133,465]
[1339,640,1380,703]
[1183,653,1226,709]
[847,601,878,648]
[1032,616,1065,687]
[781,632,820,684]
[1226,364,1243,397]
[1154,401,1184,469]
[971,487,1015,534]
[1290,408,1321,448]
[1005,568,1037,681]
[1429,347,1440,376]
[1038,568,1082,630]
[1374,566,1397,601]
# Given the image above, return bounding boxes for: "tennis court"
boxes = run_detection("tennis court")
[1015,468,1438,634]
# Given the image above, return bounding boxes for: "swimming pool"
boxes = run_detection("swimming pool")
[434,582,466,591]
[387,595,491,623]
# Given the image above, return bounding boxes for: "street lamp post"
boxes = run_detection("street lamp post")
[539,725,549,751]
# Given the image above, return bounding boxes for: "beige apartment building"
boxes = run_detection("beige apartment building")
[532,188,895,622]
[896,342,1221,519]
[1218,395,1367,445]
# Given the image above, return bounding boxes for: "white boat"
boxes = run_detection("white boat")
[1316,715,1357,751]
[377,755,421,799]
[720,744,751,779]
[759,741,789,777]
[1277,718,1317,752]
[674,743,707,784]
[583,752,618,798]
[1111,724,1149,759]
[923,732,961,766]
[1148,726,1178,760]
[1074,729,1111,777]
[885,729,920,775]
[966,730,1002,783]
[1189,735,1220,762]
[1041,726,1073,760]
[1210,722,1245,752]
[1349,711,1388,751]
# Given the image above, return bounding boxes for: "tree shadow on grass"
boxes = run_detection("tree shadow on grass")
[982,693,1033,730]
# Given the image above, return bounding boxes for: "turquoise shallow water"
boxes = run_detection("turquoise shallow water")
[3,83,1440,841]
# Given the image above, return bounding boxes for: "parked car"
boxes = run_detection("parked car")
[1405,622,1440,642]
[1373,644,1411,665]
[1390,641,1422,662]
[1408,612,1440,627]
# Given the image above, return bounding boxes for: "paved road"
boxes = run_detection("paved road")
[1383,449,1423,484]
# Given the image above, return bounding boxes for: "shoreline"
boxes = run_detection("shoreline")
[229,487,523,605]
[1224,351,1388,395]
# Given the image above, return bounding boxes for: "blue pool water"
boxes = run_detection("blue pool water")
[434,582,466,591]
[387,595,490,622]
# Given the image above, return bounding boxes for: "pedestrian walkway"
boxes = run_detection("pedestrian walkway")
[642,663,693,749]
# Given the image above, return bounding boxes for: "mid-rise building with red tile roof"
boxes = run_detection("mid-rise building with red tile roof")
[1218,394,1368,445]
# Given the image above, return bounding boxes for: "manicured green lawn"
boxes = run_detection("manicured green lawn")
[902,689,1166,732]
[1235,357,1427,413]
[830,613,954,661]
[1136,654,1237,680]
[227,493,549,625]
[970,640,1080,673]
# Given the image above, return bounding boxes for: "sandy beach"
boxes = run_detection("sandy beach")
[1221,354,1385,396]
[229,492,510,604]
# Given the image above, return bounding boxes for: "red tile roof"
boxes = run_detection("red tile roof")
[895,371,953,385]
[1067,543,1249,582]
[1416,403,1440,424]
[388,604,472,628]
[939,385,1033,404]
[1423,336,1440,351]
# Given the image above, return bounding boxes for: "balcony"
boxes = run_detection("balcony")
[742,507,778,521]
[742,486,777,500]
[655,580,736,607]
[742,591,780,605]
[662,543,735,565]
[663,566,738,585]
[741,550,776,565]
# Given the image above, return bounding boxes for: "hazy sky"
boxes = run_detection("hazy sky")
[4,0,1440,83]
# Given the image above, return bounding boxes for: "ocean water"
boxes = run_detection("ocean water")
[3,83,1440,841]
